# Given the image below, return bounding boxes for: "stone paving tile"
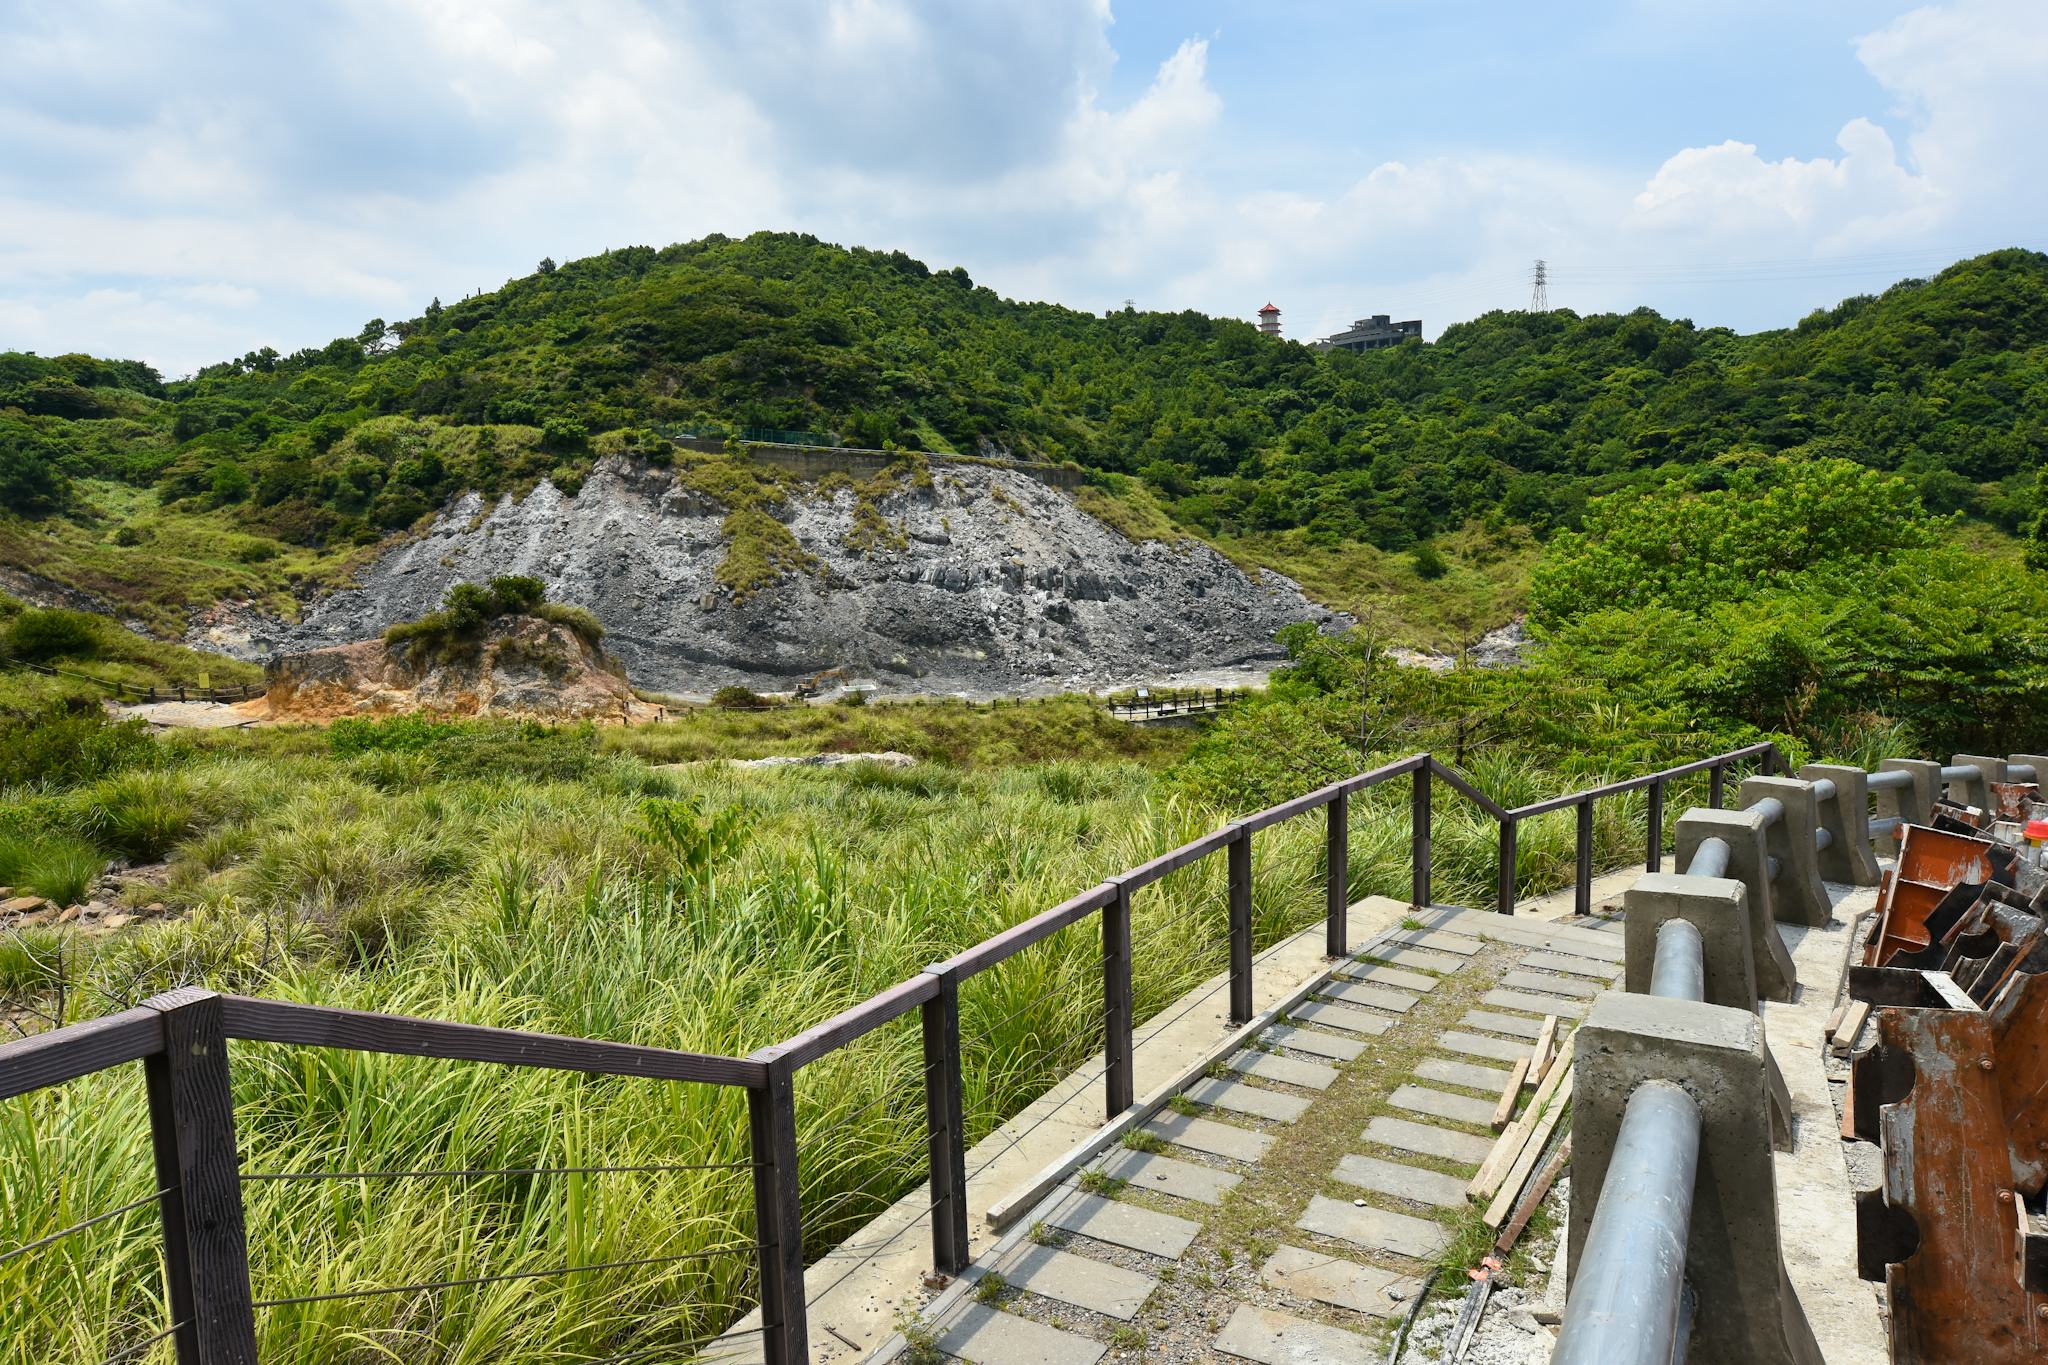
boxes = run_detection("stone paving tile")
[1414,1056,1515,1093]
[1461,1009,1547,1040]
[1140,1110,1274,1163]
[1318,979,1419,1013]
[1041,1189,1200,1258]
[1384,928,1481,956]
[1501,969,1602,999]
[933,1301,1108,1365]
[1095,1148,1242,1206]
[1436,1029,1536,1064]
[1337,962,1439,992]
[1263,1023,1365,1062]
[1389,1083,1497,1127]
[1296,1193,1449,1260]
[1230,1050,1338,1090]
[1182,1075,1311,1123]
[1214,1303,1377,1365]
[990,1243,1157,1321]
[1519,951,1622,981]
[1482,990,1588,1019]
[1373,945,1469,974]
[1422,909,1625,963]
[1363,1115,1496,1165]
[1288,999,1394,1037]
[1331,1153,1469,1209]
[1260,1245,1419,1319]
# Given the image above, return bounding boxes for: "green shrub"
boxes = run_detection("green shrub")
[711,685,764,710]
[384,576,599,659]
[5,608,102,662]
[0,830,105,904]
[80,769,198,861]
[1410,541,1449,580]
[328,714,462,756]
[0,699,159,788]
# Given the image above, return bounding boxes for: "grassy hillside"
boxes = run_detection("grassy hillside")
[3,237,2045,637]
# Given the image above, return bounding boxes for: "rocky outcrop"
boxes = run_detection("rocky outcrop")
[256,456,1344,698]
[263,614,641,722]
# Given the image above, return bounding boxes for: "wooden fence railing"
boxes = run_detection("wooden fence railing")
[11,659,262,705]
[0,742,1781,1365]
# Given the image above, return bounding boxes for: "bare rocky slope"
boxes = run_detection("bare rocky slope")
[206,456,1342,698]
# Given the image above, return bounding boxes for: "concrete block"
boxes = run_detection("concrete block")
[1363,1115,1495,1165]
[1671,811,1798,1001]
[1948,752,2006,809]
[1259,1244,1418,1318]
[1333,1153,1470,1208]
[1413,1057,1514,1093]
[1796,763,1881,886]
[1570,993,1823,1365]
[1296,1194,1448,1259]
[1215,1304,1375,1365]
[1739,776,1832,927]
[1875,758,1940,828]
[1623,873,1762,1010]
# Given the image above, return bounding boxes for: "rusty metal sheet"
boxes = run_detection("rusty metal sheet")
[1873,825,1999,965]
[1854,1006,2045,1362]
[1990,781,2042,820]
[1992,972,2048,1197]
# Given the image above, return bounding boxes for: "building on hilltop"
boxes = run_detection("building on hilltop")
[1316,314,1423,352]
[1256,302,1282,337]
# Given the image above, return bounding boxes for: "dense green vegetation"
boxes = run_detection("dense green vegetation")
[0,594,263,710]
[4,236,2046,631]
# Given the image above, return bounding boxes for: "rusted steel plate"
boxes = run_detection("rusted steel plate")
[1990,781,2042,820]
[1872,826,1998,966]
[1855,1006,2045,1362]
[1992,972,2048,1197]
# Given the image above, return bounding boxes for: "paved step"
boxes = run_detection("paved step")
[1041,1189,1200,1258]
[1140,1111,1273,1163]
[1288,999,1394,1037]
[933,1301,1107,1365]
[1296,1193,1449,1260]
[1501,969,1602,999]
[1389,1084,1497,1128]
[1520,951,1621,981]
[1260,1245,1419,1319]
[1420,909,1626,963]
[1338,962,1440,992]
[1461,1010,1547,1040]
[1414,1056,1516,1093]
[1373,944,1469,975]
[1363,1115,1496,1165]
[1482,990,1588,1019]
[1319,980,1419,1014]
[989,1243,1157,1321]
[1230,1050,1339,1090]
[1263,1024,1365,1062]
[1095,1149,1241,1206]
[1215,1304,1377,1365]
[1385,928,1482,956]
[1182,1075,1312,1123]
[1332,1153,1469,1209]
[1436,1030,1535,1064]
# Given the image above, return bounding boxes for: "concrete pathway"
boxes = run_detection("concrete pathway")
[890,908,1625,1363]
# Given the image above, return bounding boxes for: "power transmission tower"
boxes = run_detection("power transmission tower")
[1529,259,1549,312]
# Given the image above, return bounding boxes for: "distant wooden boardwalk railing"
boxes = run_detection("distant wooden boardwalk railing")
[0,742,1781,1365]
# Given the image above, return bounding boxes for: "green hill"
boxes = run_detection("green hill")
[3,234,2046,631]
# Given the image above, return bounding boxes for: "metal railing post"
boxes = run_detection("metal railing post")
[1646,778,1664,872]
[1709,763,1724,808]
[1496,816,1518,915]
[141,988,257,1365]
[1102,884,1135,1118]
[1227,826,1253,1024]
[749,1051,808,1365]
[920,965,969,1274]
[1575,798,1595,916]
[1325,790,1349,957]
[1411,759,1432,909]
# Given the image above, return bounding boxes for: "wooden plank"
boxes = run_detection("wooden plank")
[1484,1073,1572,1228]
[772,972,942,1068]
[1469,1040,1573,1200]
[1489,1056,1531,1131]
[0,1004,162,1101]
[1829,999,1872,1057]
[1495,1137,1570,1256]
[219,995,764,1088]
[1527,1016,1560,1081]
[944,882,1117,976]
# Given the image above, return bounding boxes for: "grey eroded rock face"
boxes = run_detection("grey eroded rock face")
[255,456,1344,697]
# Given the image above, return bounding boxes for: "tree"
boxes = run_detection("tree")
[537,257,557,274]
[357,319,392,355]
[0,437,70,516]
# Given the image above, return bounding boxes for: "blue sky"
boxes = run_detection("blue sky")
[2,0,2043,376]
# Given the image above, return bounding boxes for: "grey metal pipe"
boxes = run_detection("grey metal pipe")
[1749,796,1785,828]
[1683,837,1730,880]
[1939,764,1973,781]
[1650,919,1706,1001]
[1808,777,1836,803]
[1813,825,1833,852]
[1766,853,1781,881]
[1867,768,1910,792]
[2011,763,2037,782]
[1870,815,1903,839]
[1551,1081,1703,1365]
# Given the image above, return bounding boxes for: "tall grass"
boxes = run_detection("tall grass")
[0,736,1753,1363]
